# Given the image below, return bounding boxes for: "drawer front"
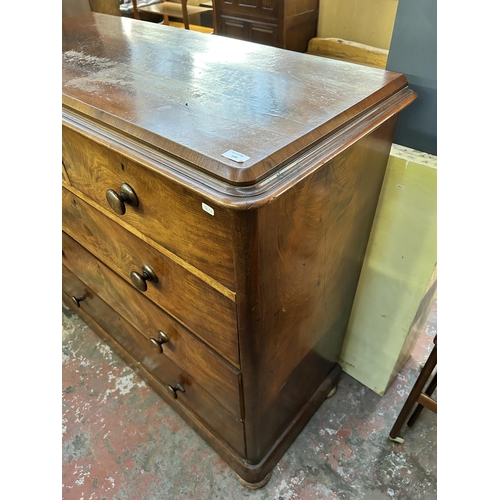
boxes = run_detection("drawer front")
[62,187,239,366]
[219,16,279,47]
[62,232,241,420]
[62,125,236,290]
[62,267,245,457]
[248,19,279,47]
[217,0,279,21]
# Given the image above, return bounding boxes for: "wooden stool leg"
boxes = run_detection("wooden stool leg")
[389,343,437,442]
[407,372,437,427]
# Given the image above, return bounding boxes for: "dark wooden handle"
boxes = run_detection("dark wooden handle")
[105,183,139,215]
[130,265,158,292]
[71,295,86,308]
[167,383,185,399]
[149,330,170,354]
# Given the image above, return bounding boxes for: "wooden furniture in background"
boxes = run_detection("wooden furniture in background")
[306,37,389,69]
[62,13,416,487]
[213,0,319,52]
[389,336,437,443]
[133,0,214,32]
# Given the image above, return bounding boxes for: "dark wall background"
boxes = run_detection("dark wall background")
[386,0,437,155]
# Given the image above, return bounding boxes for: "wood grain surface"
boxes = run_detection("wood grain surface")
[234,118,397,463]
[62,13,411,185]
[62,125,236,290]
[307,37,389,69]
[62,162,71,184]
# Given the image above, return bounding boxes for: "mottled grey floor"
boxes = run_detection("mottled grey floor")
[62,301,437,499]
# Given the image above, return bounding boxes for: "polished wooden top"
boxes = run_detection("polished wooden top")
[62,13,412,186]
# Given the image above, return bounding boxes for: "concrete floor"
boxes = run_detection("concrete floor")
[62,301,437,499]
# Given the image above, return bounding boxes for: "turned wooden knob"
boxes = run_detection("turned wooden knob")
[167,383,185,399]
[149,330,170,354]
[130,265,158,292]
[106,183,139,215]
[71,295,86,308]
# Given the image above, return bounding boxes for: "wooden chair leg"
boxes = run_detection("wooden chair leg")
[131,0,140,19]
[181,0,190,29]
[407,372,437,427]
[389,342,437,442]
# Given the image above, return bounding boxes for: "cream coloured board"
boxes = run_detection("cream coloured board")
[340,144,437,396]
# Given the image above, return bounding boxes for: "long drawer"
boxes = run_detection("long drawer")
[62,232,242,421]
[62,187,239,366]
[62,267,246,457]
[62,125,236,290]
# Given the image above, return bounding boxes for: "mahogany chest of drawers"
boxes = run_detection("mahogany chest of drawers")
[214,0,319,52]
[62,13,415,487]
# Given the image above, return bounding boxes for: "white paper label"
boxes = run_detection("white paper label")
[222,149,250,163]
[202,202,214,216]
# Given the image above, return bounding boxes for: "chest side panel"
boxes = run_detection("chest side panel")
[236,117,398,464]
